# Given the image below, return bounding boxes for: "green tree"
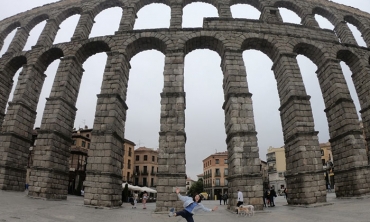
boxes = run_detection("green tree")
[188,178,204,197]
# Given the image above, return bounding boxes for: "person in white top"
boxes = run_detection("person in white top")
[237,189,244,207]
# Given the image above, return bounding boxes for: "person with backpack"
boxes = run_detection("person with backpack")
[223,192,228,205]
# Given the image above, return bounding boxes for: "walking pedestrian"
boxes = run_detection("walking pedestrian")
[168,187,218,222]
[237,189,244,207]
[269,187,276,207]
[142,191,148,209]
[223,192,228,205]
[133,191,138,209]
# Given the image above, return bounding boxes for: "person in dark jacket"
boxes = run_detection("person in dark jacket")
[223,192,228,205]
[218,193,222,205]
[269,187,277,207]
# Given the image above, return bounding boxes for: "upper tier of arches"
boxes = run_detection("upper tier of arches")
[0,0,370,55]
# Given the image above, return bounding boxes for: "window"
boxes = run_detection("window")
[215,159,219,164]
[322,159,326,166]
[87,143,90,149]
[152,156,155,162]
[72,140,76,145]
[151,166,154,173]
[151,178,154,187]
[143,166,147,174]
[215,179,220,186]
[86,134,90,138]
[321,149,324,156]
[128,160,131,169]
[143,177,147,186]
[224,179,228,186]
[224,168,228,176]
[215,168,220,176]
[135,166,139,173]
[136,155,139,161]
[129,148,132,156]
[144,155,147,161]
[224,159,228,164]
[81,141,86,147]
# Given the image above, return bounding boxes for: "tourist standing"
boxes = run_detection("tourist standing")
[223,192,228,205]
[142,191,148,209]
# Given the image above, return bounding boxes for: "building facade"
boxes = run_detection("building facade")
[320,142,334,188]
[123,139,135,183]
[133,147,158,188]
[69,127,91,195]
[266,146,286,194]
[203,151,229,200]
[186,177,196,193]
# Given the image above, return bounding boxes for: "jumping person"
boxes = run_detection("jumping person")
[168,187,218,222]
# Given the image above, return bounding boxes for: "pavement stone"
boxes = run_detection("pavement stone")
[0,191,369,222]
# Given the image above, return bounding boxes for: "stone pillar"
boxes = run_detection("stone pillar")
[0,63,46,191]
[71,12,95,41]
[35,19,59,47]
[302,14,320,28]
[272,53,326,205]
[334,21,357,45]
[83,52,128,207]
[155,50,186,212]
[0,70,13,126]
[28,56,83,199]
[260,6,283,23]
[7,27,30,54]
[221,50,263,211]
[118,6,136,31]
[316,59,370,197]
[170,3,183,29]
[218,3,232,18]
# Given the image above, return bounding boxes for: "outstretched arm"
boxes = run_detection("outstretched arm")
[199,204,218,212]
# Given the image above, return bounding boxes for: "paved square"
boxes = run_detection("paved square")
[0,191,369,222]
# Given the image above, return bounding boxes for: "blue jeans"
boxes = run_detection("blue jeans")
[176,209,194,222]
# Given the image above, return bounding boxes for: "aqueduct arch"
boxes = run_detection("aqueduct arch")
[0,0,370,211]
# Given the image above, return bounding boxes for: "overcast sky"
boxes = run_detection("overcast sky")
[0,0,369,180]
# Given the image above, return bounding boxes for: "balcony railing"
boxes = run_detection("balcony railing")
[141,170,149,175]
[215,173,221,177]
[151,171,156,175]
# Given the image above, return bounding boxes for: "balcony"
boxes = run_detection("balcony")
[150,171,156,176]
[141,170,149,175]
[215,173,221,177]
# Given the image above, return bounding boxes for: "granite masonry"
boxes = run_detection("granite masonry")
[0,0,370,212]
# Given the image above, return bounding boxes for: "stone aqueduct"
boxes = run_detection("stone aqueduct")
[0,0,370,211]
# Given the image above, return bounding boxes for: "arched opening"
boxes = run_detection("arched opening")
[344,16,367,47]
[1,56,27,116]
[182,2,218,28]
[34,60,59,127]
[242,50,283,162]
[184,49,225,187]
[231,4,261,19]
[134,3,170,29]
[23,21,47,51]
[0,23,20,57]
[53,14,80,44]
[4,68,23,114]
[315,14,335,30]
[89,7,122,38]
[278,8,301,24]
[125,50,164,147]
[296,55,330,142]
[73,53,106,129]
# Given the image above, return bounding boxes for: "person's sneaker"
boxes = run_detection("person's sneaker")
[168,208,174,217]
